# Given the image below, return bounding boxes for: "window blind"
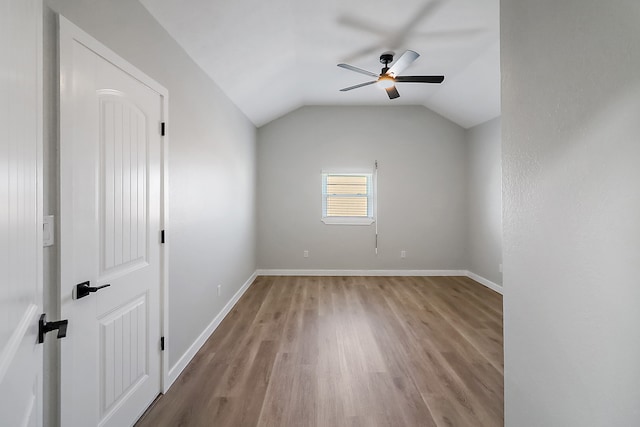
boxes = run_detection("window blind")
[322,174,372,218]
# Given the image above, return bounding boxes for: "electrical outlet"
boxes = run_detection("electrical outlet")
[499,263,503,273]
[400,250,406,259]
[303,250,309,258]
[217,284,222,296]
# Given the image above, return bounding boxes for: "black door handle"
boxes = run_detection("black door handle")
[38,313,68,343]
[76,281,111,299]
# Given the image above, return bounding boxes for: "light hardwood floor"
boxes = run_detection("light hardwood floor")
[136,276,503,427]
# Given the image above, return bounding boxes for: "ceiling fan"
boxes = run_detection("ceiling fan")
[337,50,444,99]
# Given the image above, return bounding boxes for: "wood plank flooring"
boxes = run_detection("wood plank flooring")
[136,276,503,427]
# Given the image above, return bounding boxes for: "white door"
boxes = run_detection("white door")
[59,17,166,427]
[0,0,44,425]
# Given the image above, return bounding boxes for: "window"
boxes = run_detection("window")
[321,172,375,225]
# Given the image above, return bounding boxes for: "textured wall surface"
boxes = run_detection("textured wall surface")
[502,0,640,425]
[257,106,468,271]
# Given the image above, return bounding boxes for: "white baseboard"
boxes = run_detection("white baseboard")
[465,271,503,295]
[166,271,257,389]
[166,269,500,390]
[256,269,468,277]
[256,269,503,295]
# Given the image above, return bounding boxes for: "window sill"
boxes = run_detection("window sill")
[321,217,375,226]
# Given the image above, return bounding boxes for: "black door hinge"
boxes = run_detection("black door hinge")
[161,336,165,351]
[161,229,165,244]
[161,122,166,136]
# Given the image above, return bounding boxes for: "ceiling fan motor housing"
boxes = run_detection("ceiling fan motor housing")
[379,52,394,65]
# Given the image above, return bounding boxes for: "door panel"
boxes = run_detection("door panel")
[59,17,164,427]
[99,94,148,275]
[0,0,43,425]
[99,294,147,415]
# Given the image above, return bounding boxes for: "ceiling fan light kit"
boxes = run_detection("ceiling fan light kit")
[377,75,395,89]
[338,50,444,99]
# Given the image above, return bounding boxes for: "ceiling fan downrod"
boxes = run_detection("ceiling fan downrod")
[379,52,394,73]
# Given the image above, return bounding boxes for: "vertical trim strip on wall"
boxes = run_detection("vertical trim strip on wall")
[374,160,378,255]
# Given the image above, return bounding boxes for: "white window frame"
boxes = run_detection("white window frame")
[321,171,375,225]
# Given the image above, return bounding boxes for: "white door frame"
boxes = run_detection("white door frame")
[58,15,171,400]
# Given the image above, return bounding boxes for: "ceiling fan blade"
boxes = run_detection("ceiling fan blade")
[337,15,387,37]
[337,63,379,78]
[402,0,445,36]
[387,50,419,77]
[395,75,445,83]
[412,28,485,40]
[341,44,383,63]
[340,81,377,92]
[338,0,443,61]
[386,86,400,99]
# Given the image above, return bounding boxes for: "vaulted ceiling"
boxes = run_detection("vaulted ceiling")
[140,0,500,128]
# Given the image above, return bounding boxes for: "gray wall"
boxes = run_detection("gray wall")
[257,106,468,271]
[466,117,502,286]
[44,0,257,376]
[502,0,640,425]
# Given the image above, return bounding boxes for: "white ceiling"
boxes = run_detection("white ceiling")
[140,0,500,129]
